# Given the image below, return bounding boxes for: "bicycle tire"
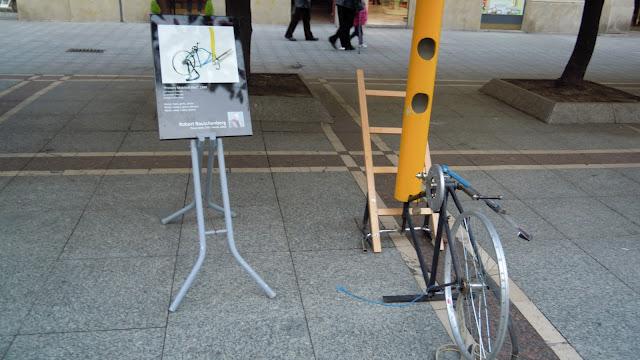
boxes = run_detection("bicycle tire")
[443,210,509,360]
[172,50,192,76]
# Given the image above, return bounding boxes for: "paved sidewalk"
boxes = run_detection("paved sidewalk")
[0,19,639,360]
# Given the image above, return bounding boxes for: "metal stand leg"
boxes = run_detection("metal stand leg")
[216,138,276,299]
[169,139,208,312]
[161,139,230,225]
[167,136,275,312]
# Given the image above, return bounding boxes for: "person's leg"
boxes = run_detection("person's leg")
[339,8,356,49]
[285,7,302,39]
[356,25,364,46]
[186,0,193,13]
[330,5,346,47]
[302,8,316,39]
[634,0,640,25]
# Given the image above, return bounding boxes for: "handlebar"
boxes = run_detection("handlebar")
[438,164,532,241]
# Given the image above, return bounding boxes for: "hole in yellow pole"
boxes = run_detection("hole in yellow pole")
[417,38,436,60]
[411,93,429,114]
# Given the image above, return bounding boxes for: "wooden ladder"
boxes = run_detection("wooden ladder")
[356,69,435,253]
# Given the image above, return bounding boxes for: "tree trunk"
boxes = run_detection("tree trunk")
[226,0,252,77]
[556,0,605,87]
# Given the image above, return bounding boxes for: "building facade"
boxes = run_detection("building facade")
[15,0,636,34]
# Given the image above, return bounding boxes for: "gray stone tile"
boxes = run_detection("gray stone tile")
[264,132,334,151]
[119,131,189,152]
[616,167,640,184]
[0,258,54,335]
[293,249,451,359]
[129,113,158,131]
[216,134,266,152]
[0,130,54,153]
[20,257,174,333]
[272,172,377,250]
[0,209,83,259]
[0,114,72,132]
[0,176,101,211]
[187,172,278,207]
[165,252,312,358]
[5,329,164,360]
[88,174,188,210]
[508,245,640,360]
[486,169,588,200]
[598,195,640,228]
[555,168,640,197]
[163,309,314,360]
[0,336,12,358]
[62,113,135,132]
[78,100,144,116]
[19,100,87,116]
[61,208,180,259]
[179,205,289,255]
[568,235,640,291]
[524,197,640,241]
[44,131,126,153]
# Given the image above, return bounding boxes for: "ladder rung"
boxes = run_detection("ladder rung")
[373,166,397,174]
[369,127,402,135]
[365,89,406,97]
[377,208,433,216]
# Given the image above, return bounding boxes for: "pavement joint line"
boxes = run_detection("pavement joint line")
[0,77,68,125]
[320,88,585,360]
[626,124,640,134]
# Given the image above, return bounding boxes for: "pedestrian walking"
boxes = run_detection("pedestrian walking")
[329,0,358,51]
[285,0,319,41]
[350,0,368,48]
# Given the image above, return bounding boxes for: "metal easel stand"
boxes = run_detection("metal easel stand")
[163,134,276,312]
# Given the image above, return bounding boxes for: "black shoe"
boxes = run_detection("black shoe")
[285,35,297,41]
[306,37,319,41]
[328,36,337,49]
[344,46,356,51]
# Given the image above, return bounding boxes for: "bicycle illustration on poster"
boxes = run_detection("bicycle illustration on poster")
[158,24,239,84]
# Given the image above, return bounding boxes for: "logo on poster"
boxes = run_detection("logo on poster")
[228,112,245,128]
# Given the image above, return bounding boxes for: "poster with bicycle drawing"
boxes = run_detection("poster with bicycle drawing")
[158,25,239,84]
[151,15,251,140]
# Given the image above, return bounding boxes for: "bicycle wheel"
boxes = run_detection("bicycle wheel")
[443,210,509,360]
[172,51,192,76]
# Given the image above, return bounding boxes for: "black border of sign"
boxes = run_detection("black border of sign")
[150,14,252,140]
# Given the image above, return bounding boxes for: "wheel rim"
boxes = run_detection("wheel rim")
[172,51,192,76]
[444,210,509,360]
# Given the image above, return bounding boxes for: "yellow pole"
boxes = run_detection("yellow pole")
[394,0,445,202]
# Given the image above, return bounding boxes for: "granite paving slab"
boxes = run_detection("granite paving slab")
[293,249,451,359]
[118,131,190,152]
[0,130,55,153]
[0,114,73,132]
[178,204,289,255]
[44,131,126,153]
[20,257,174,334]
[88,174,188,211]
[61,208,181,259]
[5,329,164,360]
[61,113,135,132]
[0,258,54,335]
[163,252,314,359]
[524,196,640,240]
[263,132,334,151]
[555,168,640,196]
[0,175,101,211]
[0,209,83,259]
[486,169,589,200]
